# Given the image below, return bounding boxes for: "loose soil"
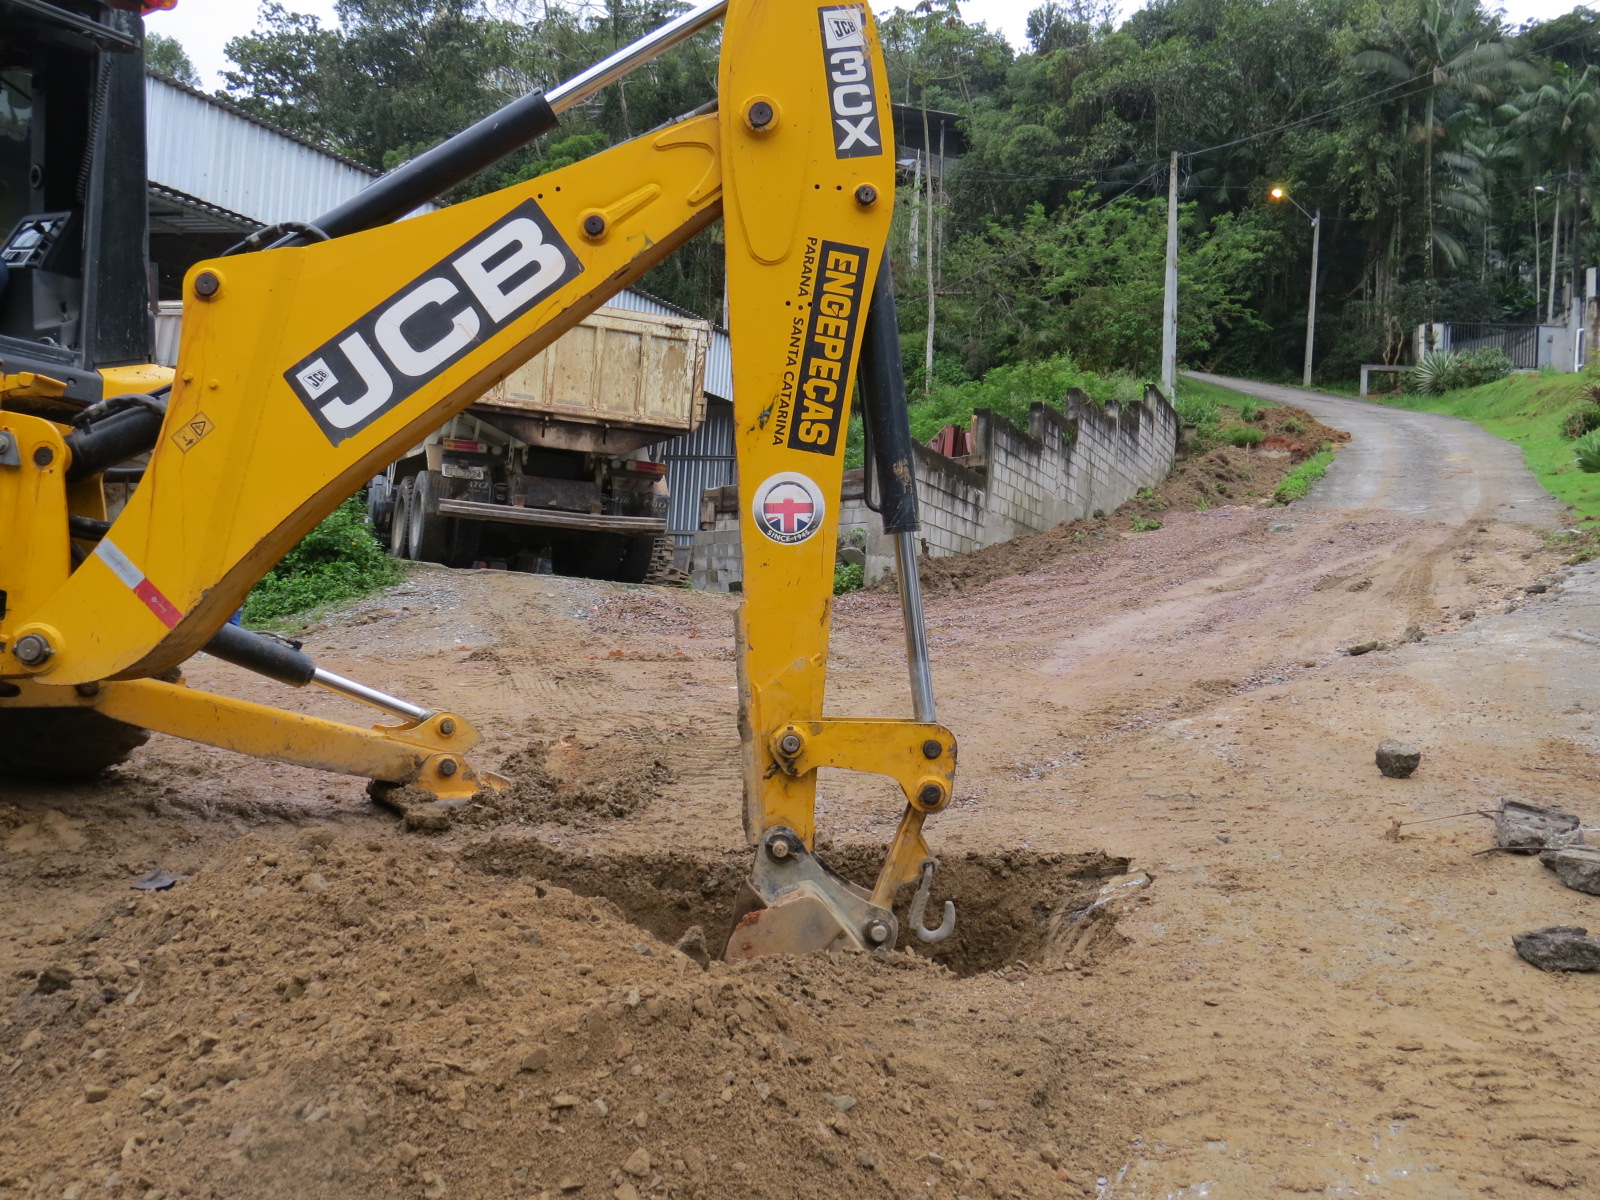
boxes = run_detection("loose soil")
[917,403,1347,595]
[6,387,1600,1198]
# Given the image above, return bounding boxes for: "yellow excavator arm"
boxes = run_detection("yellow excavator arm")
[0,0,957,957]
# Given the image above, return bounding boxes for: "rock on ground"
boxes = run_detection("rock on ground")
[1494,799,1582,851]
[1374,740,1420,779]
[1512,926,1600,972]
[1540,846,1600,895]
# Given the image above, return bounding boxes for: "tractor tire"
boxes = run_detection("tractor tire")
[0,707,150,780]
[409,470,452,564]
[389,475,416,559]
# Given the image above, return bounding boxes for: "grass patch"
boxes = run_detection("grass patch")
[1363,372,1600,521]
[244,495,404,626]
[833,560,864,595]
[1274,450,1336,504]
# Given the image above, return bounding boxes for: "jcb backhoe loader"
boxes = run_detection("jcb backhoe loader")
[0,0,959,956]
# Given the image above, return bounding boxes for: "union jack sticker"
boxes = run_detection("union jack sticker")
[752,472,827,546]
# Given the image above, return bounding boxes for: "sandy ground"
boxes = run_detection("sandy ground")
[4,378,1600,1199]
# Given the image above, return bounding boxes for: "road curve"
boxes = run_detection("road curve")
[1186,372,1565,527]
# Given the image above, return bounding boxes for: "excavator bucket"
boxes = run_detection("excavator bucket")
[724,828,898,960]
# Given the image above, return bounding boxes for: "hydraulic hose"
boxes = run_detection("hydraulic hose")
[857,260,920,535]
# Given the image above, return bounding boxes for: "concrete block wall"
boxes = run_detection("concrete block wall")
[689,384,1179,591]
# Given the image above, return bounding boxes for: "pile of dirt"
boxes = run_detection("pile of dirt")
[464,730,677,828]
[914,404,1348,595]
[0,830,1138,1200]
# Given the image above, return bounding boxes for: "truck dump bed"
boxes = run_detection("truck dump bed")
[476,304,710,436]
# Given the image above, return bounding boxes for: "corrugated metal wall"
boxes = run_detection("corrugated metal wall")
[145,77,394,227]
[657,399,735,544]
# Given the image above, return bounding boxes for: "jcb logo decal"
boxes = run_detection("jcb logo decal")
[787,241,868,455]
[819,6,881,159]
[285,200,582,445]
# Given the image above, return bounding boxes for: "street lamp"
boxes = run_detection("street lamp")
[1269,185,1322,388]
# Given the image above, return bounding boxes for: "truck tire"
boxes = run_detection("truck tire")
[390,476,416,559]
[0,707,150,779]
[366,474,394,539]
[450,518,482,568]
[409,470,452,564]
[617,534,656,584]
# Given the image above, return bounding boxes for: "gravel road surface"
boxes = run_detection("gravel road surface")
[1188,371,1565,525]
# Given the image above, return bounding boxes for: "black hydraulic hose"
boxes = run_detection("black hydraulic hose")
[203,623,316,688]
[856,260,920,535]
[67,514,111,541]
[272,91,559,248]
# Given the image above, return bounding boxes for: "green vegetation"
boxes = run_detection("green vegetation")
[1404,348,1515,394]
[1225,426,1266,448]
[243,496,403,625]
[905,355,1145,444]
[1576,429,1600,473]
[210,0,1600,389]
[833,561,865,595]
[1130,516,1164,532]
[1274,451,1337,504]
[1366,372,1600,519]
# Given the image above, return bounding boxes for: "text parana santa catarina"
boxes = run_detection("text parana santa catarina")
[785,240,869,456]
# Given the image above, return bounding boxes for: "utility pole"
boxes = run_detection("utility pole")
[1302,209,1321,388]
[1532,185,1544,312]
[1548,188,1562,325]
[1268,185,1322,386]
[1160,150,1179,398]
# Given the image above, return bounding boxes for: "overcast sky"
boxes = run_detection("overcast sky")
[151,0,1589,91]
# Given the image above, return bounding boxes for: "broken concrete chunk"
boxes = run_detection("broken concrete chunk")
[1375,740,1420,779]
[1540,846,1600,896]
[1512,926,1600,972]
[1494,799,1582,852]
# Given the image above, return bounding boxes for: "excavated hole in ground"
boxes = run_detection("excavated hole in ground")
[461,837,1131,976]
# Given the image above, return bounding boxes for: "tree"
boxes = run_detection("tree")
[1506,63,1600,309]
[1354,0,1531,284]
[145,30,200,86]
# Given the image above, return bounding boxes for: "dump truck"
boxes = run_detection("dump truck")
[368,301,710,582]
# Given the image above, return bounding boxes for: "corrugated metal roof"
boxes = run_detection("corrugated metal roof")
[146,75,396,228]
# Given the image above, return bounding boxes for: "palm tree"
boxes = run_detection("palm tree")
[1355,0,1533,285]
[1505,63,1600,311]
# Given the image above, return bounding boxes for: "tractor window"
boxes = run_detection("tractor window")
[0,71,34,246]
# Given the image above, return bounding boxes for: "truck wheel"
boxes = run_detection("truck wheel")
[389,476,416,559]
[0,707,150,779]
[616,534,657,584]
[366,474,394,538]
[409,470,452,564]
[450,518,482,568]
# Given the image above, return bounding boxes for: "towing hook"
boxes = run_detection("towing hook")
[908,860,955,944]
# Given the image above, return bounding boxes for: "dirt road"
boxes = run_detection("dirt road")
[1188,372,1561,523]
[5,380,1599,1199]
